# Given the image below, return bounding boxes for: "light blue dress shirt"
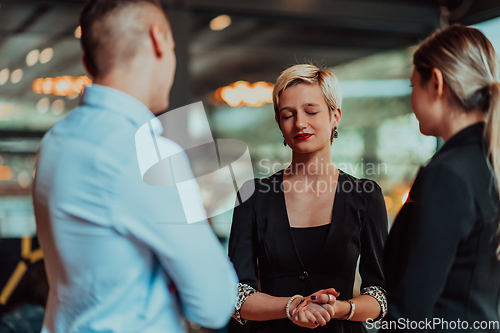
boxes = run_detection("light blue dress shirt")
[33,84,238,333]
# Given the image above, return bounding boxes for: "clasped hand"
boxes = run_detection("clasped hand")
[290,288,340,329]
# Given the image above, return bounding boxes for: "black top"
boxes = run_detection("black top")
[228,170,389,333]
[382,122,500,332]
[291,224,331,269]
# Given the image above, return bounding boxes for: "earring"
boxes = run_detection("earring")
[330,126,338,144]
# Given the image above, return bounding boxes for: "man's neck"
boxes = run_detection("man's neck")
[93,72,152,111]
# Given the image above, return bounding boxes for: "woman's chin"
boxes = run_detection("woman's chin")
[290,146,313,154]
[418,124,434,137]
[290,144,327,154]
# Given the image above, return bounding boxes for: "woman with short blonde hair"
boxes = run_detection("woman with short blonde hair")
[272,64,343,129]
[229,64,389,332]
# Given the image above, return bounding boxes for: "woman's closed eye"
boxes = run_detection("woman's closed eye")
[283,112,318,120]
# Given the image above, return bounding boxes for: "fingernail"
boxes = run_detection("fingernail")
[311,296,317,300]
[315,321,318,325]
[299,299,305,304]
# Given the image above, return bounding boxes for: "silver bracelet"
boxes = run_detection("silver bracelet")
[341,300,355,320]
[286,294,303,320]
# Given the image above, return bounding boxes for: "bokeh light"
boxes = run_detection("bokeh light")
[74,26,82,39]
[215,81,273,107]
[0,68,9,85]
[26,49,40,66]
[51,99,65,115]
[37,97,50,114]
[210,15,231,31]
[40,48,53,64]
[10,69,23,84]
[33,76,92,96]
[18,170,31,189]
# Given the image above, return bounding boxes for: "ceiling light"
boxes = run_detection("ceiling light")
[40,48,53,64]
[10,69,23,84]
[0,103,12,119]
[18,170,31,189]
[37,97,50,114]
[32,76,91,96]
[0,166,13,181]
[0,68,9,85]
[26,49,40,66]
[216,81,273,107]
[210,15,231,31]
[51,99,65,115]
[75,26,82,39]
[42,78,53,95]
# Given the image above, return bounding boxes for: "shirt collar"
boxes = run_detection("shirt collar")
[79,84,164,134]
[437,121,485,156]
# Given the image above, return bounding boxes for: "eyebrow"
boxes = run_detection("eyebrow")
[279,103,321,112]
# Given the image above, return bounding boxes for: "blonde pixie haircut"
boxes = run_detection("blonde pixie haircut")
[272,64,343,125]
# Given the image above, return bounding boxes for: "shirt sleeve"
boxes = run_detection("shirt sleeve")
[228,179,259,324]
[359,180,389,321]
[383,163,475,324]
[111,137,238,329]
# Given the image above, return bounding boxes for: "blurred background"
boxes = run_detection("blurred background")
[0,0,500,332]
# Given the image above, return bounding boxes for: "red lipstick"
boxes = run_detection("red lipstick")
[294,133,312,140]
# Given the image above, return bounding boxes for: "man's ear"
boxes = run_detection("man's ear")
[82,54,96,78]
[431,67,445,98]
[150,22,167,58]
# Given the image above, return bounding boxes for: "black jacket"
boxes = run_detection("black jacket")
[382,122,500,332]
[229,169,388,332]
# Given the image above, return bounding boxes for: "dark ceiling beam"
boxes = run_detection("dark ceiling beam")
[0,0,176,7]
[456,0,500,25]
[0,130,46,138]
[192,47,377,95]
[188,0,441,34]
[191,21,418,70]
[194,31,419,52]
[0,0,83,4]
[11,5,51,33]
[0,4,51,49]
[187,0,438,23]
[191,15,420,61]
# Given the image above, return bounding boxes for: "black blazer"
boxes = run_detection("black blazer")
[382,122,500,332]
[228,169,388,333]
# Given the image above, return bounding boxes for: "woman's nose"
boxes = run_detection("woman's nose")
[295,115,306,129]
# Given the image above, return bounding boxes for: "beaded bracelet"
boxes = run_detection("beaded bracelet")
[286,294,303,320]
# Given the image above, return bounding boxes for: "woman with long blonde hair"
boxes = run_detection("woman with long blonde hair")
[382,24,500,331]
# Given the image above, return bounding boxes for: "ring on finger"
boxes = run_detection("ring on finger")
[327,294,334,303]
